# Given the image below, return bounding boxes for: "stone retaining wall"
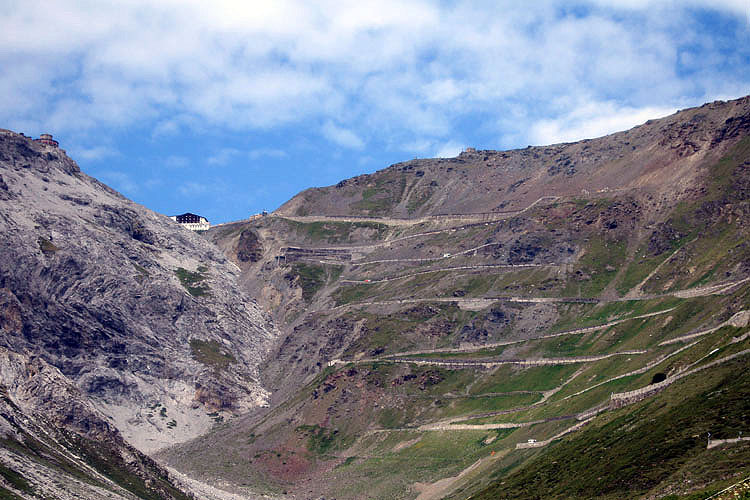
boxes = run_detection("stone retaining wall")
[707,436,750,449]
[282,246,352,262]
[610,349,750,409]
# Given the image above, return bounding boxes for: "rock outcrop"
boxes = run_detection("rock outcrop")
[0,347,193,499]
[0,129,278,455]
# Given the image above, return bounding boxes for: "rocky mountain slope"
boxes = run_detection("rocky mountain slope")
[0,347,194,500]
[0,130,278,498]
[279,97,749,219]
[161,96,750,499]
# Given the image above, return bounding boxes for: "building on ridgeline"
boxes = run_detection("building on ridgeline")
[35,134,59,147]
[169,212,210,231]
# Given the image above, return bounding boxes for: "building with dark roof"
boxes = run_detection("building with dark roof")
[169,212,210,231]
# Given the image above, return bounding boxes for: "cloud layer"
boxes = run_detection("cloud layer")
[2,0,748,153]
[1,1,749,223]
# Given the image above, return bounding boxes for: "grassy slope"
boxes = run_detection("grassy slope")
[467,357,750,500]
[169,125,750,499]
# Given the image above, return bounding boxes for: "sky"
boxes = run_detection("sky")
[1,1,749,223]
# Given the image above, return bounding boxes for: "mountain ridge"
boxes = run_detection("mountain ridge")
[162,95,750,499]
[0,94,749,499]
[277,96,750,220]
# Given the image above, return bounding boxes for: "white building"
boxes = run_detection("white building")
[170,212,210,231]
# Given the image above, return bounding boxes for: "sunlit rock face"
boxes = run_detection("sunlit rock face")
[0,129,279,454]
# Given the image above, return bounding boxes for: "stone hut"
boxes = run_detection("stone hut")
[36,134,59,147]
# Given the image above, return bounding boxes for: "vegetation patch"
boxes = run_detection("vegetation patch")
[470,358,750,499]
[352,176,407,215]
[189,339,236,371]
[407,187,434,214]
[285,263,342,302]
[70,433,192,500]
[37,236,58,254]
[342,307,469,356]
[132,262,150,283]
[0,433,99,488]
[286,220,389,243]
[0,484,24,499]
[174,267,210,297]
[332,429,510,499]
[0,463,33,494]
[295,425,353,456]
[559,238,627,297]
[470,365,580,395]
[332,283,381,306]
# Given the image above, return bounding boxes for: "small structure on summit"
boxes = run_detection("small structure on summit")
[35,134,59,147]
[170,212,210,231]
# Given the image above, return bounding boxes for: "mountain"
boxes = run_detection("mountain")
[161,96,750,499]
[1,94,749,500]
[277,97,750,219]
[0,130,278,498]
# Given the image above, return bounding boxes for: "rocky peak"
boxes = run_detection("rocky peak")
[0,129,279,455]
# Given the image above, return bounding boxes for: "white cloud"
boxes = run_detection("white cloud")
[207,147,288,167]
[144,178,163,190]
[401,139,433,154]
[529,101,678,145]
[72,145,118,161]
[151,120,180,138]
[249,148,288,160]
[178,181,209,196]
[98,171,138,194]
[434,141,464,158]
[587,0,748,15]
[0,0,746,152]
[164,155,189,168]
[400,138,465,159]
[207,148,241,166]
[322,121,365,149]
[358,155,375,166]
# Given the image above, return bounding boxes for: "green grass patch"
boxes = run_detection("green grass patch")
[70,433,192,500]
[352,176,406,216]
[295,425,354,456]
[37,236,59,254]
[440,392,543,417]
[329,428,513,499]
[341,305,469,356]
[131,262,150,283]
[616,250,669,296]
[286,220,390,243]
[332,283,382,306]
[189,339,236,371]
[406,188,433,214]
[174,267,210,297]
[656,223,748,294]
[401,345,508,360]
[470,357,750,500]
[0,464,33,494]
[564,238,627,297]
[470,365,581,395]
[286,263,342,302]
[0,485,25,499]
[0,433,100,489]
[621,137,750,297]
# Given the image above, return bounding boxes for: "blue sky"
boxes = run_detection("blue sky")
[1,1,749,223]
